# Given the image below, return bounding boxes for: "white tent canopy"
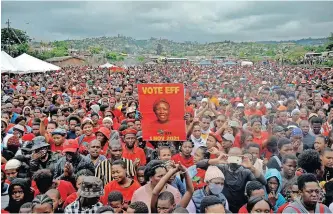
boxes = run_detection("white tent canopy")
[241,61,253,66]
[99,62,115,68]
[15,53,61,73]
[1,51,22,73]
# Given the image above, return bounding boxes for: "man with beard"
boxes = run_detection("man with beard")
[64,176,104,213]
[121,128,146,167]
[53,139,95,186]
[196,147,266,213]
[283,174,331,213]
[95,139,135,186]
[30,136,60,174]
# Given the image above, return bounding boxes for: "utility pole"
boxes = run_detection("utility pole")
[5,19,11,54]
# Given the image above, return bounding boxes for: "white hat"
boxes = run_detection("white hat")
[223,133,235,143]
[204,166,225,182]
[265,103,272,109]
[201,98,208,103]
[5,159,21,170]
[13,124,25,133]
[236,103,244,108]
[103,117,113,124]
[291,109,300,116]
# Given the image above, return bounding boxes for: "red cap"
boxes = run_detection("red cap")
[96,127,111,140]
[22,134,34,142]
[62,139,79,153]
[126,119,136,123]
[234,97,242,102]
[185,106,194,116]
[122,128,137,136]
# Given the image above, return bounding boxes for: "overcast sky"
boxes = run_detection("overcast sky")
[1,1,333,43]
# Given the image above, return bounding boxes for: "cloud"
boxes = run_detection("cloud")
[1,1,333,42]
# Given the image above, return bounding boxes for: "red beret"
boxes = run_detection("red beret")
[122,128,137,136]
[22,134,34,142]
[126,119,136,123]
[185,106,194,116]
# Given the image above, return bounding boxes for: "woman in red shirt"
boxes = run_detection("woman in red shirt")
[101,160,141,208]
[172,141,194,168]
[75,118,96,154]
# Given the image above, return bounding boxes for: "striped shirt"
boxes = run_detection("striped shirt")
[95,158,135,186]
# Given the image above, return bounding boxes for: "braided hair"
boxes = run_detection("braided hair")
[32,194,53,211]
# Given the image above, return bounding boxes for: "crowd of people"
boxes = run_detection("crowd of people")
[1,62,333,214]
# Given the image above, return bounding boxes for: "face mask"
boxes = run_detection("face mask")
[209,183,224,195]
[7,176,15,182]
[229,163,241,171]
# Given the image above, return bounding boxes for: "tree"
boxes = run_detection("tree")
[1,28,31,57]
[326,32,333,51]
[1,28,30,47]
[106,52,118,61]
[156,43,163,55]
[326,43,333,51]
[137,56,145,62]
[89,46,102,54]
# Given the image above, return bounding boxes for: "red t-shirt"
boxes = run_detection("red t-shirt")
[47,134,64,153]
[171,154,194,168]
[232,133,242,148]
[238,204,248,214]
[76,134,96,145]
[252,131,269,148]
[111,109,123,119]
[63,192,78,208]
[122,146,147,166]
[101,180,141,205]
[244,109,263,117]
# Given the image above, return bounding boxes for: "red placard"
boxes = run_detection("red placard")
[138,83,186,141]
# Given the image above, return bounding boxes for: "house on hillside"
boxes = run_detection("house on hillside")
[46,56,86,67]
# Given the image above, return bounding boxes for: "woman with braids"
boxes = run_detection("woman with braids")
[131,160,181,212]
[4,178,34,213]
[32,194,54,213]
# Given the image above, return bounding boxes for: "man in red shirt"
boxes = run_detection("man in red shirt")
[50,128,67,153]
[121,129,146,167]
